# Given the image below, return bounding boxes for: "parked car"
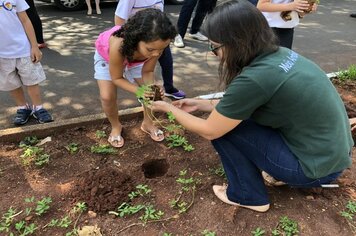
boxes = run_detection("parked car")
[41,0,184,11]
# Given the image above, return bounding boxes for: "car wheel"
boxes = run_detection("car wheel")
[166,0,184,5]
[54,0,85,11]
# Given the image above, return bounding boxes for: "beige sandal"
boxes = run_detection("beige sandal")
[212,185,270,212]
[140,126,164,142]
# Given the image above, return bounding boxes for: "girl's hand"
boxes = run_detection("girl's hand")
[31,47,42,63]
[172,99,199,113]
[290,0,309,12]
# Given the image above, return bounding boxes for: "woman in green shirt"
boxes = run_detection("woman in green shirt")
[151,0,353,212]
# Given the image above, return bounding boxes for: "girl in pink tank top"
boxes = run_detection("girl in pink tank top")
[94,8,177,148]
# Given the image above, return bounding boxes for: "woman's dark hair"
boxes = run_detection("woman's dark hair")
[113,8,177,62]
[202,0,278,88]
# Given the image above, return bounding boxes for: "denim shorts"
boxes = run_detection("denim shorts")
[0,57,46,91]
[93,50,143,84]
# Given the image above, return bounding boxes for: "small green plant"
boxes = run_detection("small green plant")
[340,200,356,220]
[71,202,87,214]
[338,64,356,81]
[95,130,107,139]
[15,221,37,236]
[272,216,299,236]
[139,205,164,224]
[252,227,265,236]
[209,165,226,179]
[20,146,50,167]
[111,203,145,217]
[90,144,117,154]
[0,207,20,233]
[135,86,194,152]
[35,197,52,216]
[65,143,79,154]
[19,136,39,147]
[201,229,216,236]
[128,184,152,200]
[163,233,172,236]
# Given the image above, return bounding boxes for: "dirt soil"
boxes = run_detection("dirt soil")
[0,79,355,236]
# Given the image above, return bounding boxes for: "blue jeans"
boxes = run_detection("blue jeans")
[211,120,342,206]
[177,0,216,38]
[158,46,175,93]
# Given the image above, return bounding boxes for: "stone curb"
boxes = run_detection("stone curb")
[0,72,339,143]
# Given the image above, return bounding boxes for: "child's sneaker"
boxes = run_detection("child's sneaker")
[13,108,33,125]
[32,108,53,123]
[165,90,186,99]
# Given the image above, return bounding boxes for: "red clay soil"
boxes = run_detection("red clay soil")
[0,79,355,236]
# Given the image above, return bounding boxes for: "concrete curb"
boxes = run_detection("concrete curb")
[0,72,340,143]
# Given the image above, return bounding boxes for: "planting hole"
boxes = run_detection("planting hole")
[142,159,169,178]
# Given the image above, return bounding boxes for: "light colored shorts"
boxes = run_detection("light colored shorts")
[0,57,46,91]
[94,50,143,84]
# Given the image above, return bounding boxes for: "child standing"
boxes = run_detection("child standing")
[95,8,177,148]
[0,0,53,125]
[114,0,186,100]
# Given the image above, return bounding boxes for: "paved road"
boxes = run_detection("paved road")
[0,0,355,130]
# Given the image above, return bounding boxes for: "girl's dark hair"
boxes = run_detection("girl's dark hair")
[113,8,177,62]
[202,0,278,88]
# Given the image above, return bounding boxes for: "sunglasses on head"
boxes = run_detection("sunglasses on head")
[209,42,224,56]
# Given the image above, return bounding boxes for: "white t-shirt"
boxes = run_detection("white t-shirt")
[115,0,164,20]
[261,0,299,28]
[0,0,31,58]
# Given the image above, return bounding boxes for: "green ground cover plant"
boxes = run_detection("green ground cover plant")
[338,64,356,81]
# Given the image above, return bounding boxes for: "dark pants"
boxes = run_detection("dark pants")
[25,0,44,44]
[272,27,294,49]
[177,0,217,38]
[211,120,342,206]
[158,47,175,93]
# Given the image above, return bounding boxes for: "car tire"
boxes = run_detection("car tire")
[166,0,184,5]
[54,0,85,11]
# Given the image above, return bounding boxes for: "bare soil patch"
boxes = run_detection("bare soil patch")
[0,80,355,236]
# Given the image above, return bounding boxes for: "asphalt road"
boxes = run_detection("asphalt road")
[0,0,355,130]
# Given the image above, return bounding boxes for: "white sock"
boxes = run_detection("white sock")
[33,105,43,111]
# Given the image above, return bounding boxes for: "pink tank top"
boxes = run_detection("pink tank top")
[95,25,146,68]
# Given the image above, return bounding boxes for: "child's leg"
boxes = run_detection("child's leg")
[95,0,101,14]
[85,0,92,15]
[26,84,42,106]
[97,80,124,146]
[9,87,27,106]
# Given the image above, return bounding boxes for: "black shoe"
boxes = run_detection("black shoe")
[13,108,33,125]
[32,108,53,123]
[350,13,356,18]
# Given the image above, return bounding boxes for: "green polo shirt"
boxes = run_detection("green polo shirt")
[216,48,353,179]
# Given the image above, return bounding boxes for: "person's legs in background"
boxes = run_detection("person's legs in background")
[25,0,46,48]
[159,47,186,99]
[174,0,198,48]
[272,27,294,49]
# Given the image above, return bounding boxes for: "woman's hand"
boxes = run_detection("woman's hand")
[172,99,200,113]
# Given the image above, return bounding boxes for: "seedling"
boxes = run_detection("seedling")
[337,64,356,81]
[139,205,164,224]
[272,216,299,236]
[19,136,39,147]
[128,184,152,200]
[90,144,117,154]
[35,197,52,216]
[112,203,145,217]
[15,221,37,236]
[71,202,87,214]
[95,130,107,139]
[252,227,265,236]
[65,143,79,154]
[340,200,356,233]
[0,207,21,233]
[201,229,216,236]
[136,85,194,152]
[209,165,226,179]
[20,146,50,167]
